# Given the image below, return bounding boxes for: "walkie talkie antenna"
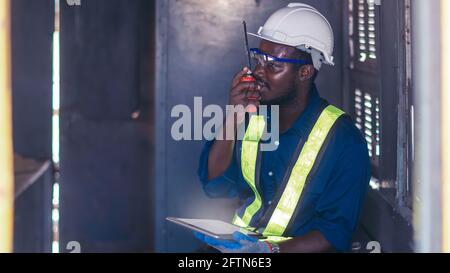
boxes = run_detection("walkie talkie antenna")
[243,21,252,71]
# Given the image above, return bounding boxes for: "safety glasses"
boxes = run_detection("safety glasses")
[249,48,312,70]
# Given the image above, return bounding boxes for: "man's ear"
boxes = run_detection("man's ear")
[297,65,315,82]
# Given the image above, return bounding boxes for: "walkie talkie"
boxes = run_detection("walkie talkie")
[240,21,258,113]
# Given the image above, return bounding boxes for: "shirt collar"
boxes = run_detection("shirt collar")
[287,84,328,138]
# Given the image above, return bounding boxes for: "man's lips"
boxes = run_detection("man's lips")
[248,86,268,102]
[256,79,270,91]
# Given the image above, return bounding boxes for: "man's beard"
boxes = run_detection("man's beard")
[261,87,298,107]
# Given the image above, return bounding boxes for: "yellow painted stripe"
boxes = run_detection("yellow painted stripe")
[0,0,14,253]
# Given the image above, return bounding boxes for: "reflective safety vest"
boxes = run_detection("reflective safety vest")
[232,105,345,243]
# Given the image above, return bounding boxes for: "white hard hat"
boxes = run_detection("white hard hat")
[249,3,334,70]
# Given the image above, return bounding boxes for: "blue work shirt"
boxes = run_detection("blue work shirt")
[197,86,371,252]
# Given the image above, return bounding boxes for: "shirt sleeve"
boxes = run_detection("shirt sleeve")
[197,140,240,199]
[309,141,371,252]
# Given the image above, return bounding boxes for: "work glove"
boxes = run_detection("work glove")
[194,231,272,253]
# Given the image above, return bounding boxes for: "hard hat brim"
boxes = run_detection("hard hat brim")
[248,32,335,66]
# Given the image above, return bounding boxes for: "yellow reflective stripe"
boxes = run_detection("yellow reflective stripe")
[234,215,292,243]
[264,106,344,236]
[261,236,293,244]
[232,214,248,228]
[240,115,266,226]
[244,115,266,142]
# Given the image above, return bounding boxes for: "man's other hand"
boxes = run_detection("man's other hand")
[194,231,272,253]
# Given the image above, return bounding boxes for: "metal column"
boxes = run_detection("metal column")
[412,0,444,253]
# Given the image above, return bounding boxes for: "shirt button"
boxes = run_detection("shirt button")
[268,171,274,177]
[268,201,273,205]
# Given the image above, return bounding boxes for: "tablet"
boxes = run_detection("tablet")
[166,217,265,240]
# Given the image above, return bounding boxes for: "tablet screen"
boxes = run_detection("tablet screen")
[166,217,264,240]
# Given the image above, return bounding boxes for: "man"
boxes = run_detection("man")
[196,3,370,253]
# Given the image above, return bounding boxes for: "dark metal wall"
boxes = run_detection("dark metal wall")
[154,0,345,252]
[14,163,53,253]
[11,0,53,160]
[59,0,154,253]
[11,0,54,253]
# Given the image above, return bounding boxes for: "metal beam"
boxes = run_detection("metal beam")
[153,0,169,253]
[441,0,450,253]
[411,0,443,253]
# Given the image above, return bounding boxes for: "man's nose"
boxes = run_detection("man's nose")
[253,63,266,80]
